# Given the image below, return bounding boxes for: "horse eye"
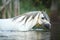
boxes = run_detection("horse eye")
[42,17,45,19]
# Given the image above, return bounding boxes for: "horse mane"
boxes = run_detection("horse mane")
[12,11,41,21]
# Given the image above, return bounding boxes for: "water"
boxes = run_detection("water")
[0,30,50,40]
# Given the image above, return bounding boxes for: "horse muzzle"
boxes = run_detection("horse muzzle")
[44,23,51,29]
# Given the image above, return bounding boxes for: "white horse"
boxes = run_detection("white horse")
[0,11,51,31]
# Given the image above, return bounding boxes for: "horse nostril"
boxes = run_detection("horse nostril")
[44,24,51,29]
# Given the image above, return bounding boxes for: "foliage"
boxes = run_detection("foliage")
[20,0,50,14]
[0,0,2,6]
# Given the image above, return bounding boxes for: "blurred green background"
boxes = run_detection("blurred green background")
[20,0,51,14]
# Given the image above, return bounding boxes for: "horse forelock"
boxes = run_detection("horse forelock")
[41,11,50,22]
